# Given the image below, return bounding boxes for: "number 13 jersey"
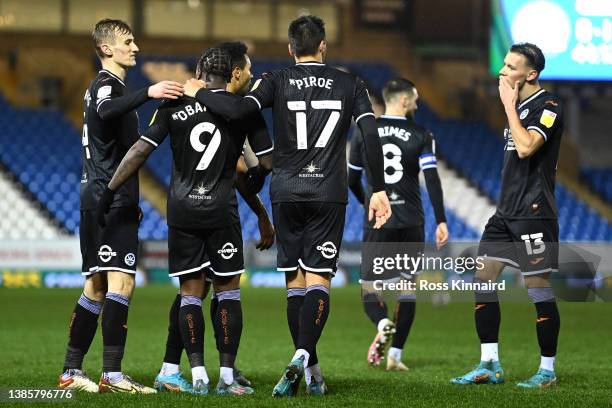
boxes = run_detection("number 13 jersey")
[247,62,374,204]
[141,91,272,229]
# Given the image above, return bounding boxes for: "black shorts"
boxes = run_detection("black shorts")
[479,214,559,275]
[80,207,139,276]
[273,202,346,276]
[361,225,425,282]
[168,222,244,278]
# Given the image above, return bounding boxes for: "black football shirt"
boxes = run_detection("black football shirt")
[497,89,563,219]
[247,62,374,204]
[141,90,272,229]
[349,115,437,228]
[80,69,140,210]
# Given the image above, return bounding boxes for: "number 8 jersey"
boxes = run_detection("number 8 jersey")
[140,91,272,229]
[247,62,374,204]
[349,115,437,228]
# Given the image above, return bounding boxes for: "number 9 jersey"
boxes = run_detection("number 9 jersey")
[247,62,374,204]
[140,91,273,229]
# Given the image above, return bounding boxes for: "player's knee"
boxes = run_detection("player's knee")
[213,275,240,292]
[179,273,206,297]
[83,274,107,301]
[107,272,135,297]
[474,260,503,282]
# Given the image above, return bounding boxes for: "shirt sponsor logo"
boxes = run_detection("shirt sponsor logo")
[218,242,238,260]
[299,161,324,178]
[540,109,557,128]
[317,241,337,259]
[388,190,405,205]
[124,253,136,267]
[98,245,116,263]
[189,183,212,200]
[519,108,529,120]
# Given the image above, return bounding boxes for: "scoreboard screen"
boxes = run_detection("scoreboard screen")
[490,0,612,81]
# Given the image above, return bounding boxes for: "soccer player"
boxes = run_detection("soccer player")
[184,15,391,396]
[154,41,272,393]
[59,19,182,393]
[348,78,449,371]
[97,47,272,396]
[450,43,563,388]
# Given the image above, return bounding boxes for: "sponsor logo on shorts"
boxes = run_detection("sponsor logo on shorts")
[124,253,136,267]
[300,161,324,178]
[218,242,238,260]
[98,245,116,263]
[317,241,337,259]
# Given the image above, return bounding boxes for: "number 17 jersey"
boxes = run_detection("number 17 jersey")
[247,62,374,204]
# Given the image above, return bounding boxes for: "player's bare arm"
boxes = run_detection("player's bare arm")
[499,78,544,159]
[235,156,274,250]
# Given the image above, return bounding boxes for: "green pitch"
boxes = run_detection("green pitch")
[0,286,610,407]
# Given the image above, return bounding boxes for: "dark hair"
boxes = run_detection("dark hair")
[195,47,232,83]
[382,78,416,103]
[216,41,248,70]
[92,19,132,59]
[288,15,325,57]
[510,42,545,75]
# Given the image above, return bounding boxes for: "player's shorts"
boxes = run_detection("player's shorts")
[361,225,425,282]
[80,207,139,276]
[168,222,244,278]
[479,214,559,276]
[273,202,345,276]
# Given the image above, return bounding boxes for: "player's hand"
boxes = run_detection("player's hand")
[498,77,519,109]
[256,214,275,250]
[96,187,115,228]
[183,78,205,98]
[435,222,449,250]
[368,191,392,229]
[148,80,183,99]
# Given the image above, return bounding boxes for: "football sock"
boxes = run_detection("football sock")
[102,292,130,374]
[287,288,306,348]
[192,366,209,385]
[220,366,234,385]
[214,289,242,371]
[363,292,388,326]
[297,285,330,365]
[210,293,219,351]
[304,363,323,385]
[474,278,500,348]
[388,347,402,362]
[163,293,183,366]
[529,288,560,363]
[160,362,180,376]
[63,293,103,371]
[391,294,416,349]
[480,343,499,362]
[179,295,204,379]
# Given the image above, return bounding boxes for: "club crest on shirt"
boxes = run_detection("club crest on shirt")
[519,109,529,120]
[540,109,557,128]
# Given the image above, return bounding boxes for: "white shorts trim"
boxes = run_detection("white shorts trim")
[348,162,363,171]
[278,266,299,272]
[208,267,245,276]
[481,256,520,268]
[169,261,211,277]
[254,146,274,156]
[298,259,335,275]
[96,267,137,274]
[522,268,558,276]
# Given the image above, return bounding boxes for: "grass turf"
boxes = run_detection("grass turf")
[0,285,610,407]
